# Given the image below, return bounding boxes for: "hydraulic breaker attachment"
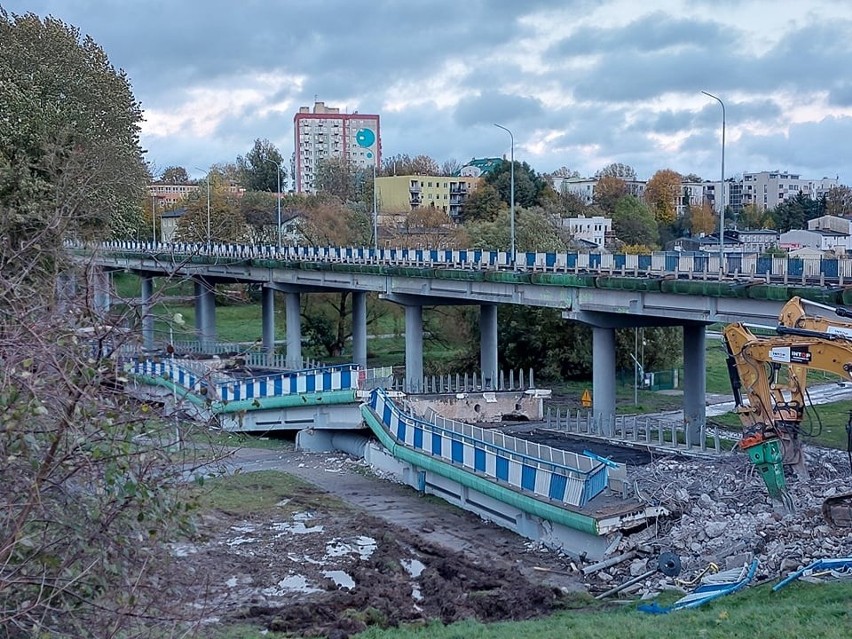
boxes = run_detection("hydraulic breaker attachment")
[743,438,791,508]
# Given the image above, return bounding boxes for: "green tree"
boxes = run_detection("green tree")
[460,182,503,223]
[739,203,774,230]
[465,208,568,252]
[1,11,208,636]
[612,196,659,248]
[595,162,637,181]
[236,138,285,192]
[176,170,246,243]
[770,191,823,232]
[315,156,372,206]
[486,160,550,208]
[0,10,148,243]
[160,165,190,183]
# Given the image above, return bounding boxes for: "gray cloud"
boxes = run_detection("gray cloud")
[8,0,852,184]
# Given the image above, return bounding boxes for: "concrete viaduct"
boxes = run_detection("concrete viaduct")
[78,243,810,439]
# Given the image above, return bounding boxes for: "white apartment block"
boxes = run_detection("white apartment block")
[563,215,612,247]
[293,101,381,194]
[741,171,838,211]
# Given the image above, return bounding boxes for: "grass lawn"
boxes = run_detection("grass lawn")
[353,580,852,639]
[713,400,852,451]
[210,572,852,639]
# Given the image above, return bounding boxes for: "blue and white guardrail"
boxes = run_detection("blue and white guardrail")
[367,388,607,508]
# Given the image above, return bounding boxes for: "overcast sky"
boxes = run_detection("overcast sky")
[9,0,852,185]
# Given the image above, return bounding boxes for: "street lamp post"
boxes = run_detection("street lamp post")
[494,123,515,264]
[265,158,283,248]
[702,91,726,256]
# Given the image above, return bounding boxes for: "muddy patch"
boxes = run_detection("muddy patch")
[174,490,570,638]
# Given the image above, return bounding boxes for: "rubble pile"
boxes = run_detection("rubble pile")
[583,447,852,597]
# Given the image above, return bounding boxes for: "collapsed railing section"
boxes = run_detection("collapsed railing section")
[126,358,365,402]
[545,407,724,453]
[367,388,607,508]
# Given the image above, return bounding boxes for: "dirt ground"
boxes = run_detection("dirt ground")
[173,447,587,638]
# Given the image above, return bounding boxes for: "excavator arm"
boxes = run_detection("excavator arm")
[724,296,852,516]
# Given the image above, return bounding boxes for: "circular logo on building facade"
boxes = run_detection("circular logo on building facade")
[355,128,376,148]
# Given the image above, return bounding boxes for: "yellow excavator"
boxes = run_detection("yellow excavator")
[723,296,852,525]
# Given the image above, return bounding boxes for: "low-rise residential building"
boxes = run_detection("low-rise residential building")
[779,229,851,254]
[375,175,479,222]
[807,215,852,235]
[562,215,611,248]
[729,229,779,253]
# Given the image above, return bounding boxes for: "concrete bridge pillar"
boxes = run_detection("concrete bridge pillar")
[141,275,155,352]
[592,326,617,433]
[405,304,424,393]
[285,292,302,369]
[480,304,498,390]
[194,278,217,348]
[262,286,276,361]
[352,292,368,369]
[90,267,111,318]
[683,324,707,445]
[54,272,77,314]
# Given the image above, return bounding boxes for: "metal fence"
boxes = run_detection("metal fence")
[544,407,724,454]
[392,368,536,394]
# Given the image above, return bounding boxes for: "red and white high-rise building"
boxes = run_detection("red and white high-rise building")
[292,101,381,194]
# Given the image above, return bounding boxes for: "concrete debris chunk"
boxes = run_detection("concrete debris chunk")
[584,446,852,598]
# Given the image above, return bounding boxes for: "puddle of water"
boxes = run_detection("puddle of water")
[401,558,426,578]
[323,570,355,590]
[262,574,323,597]
[325,536,377,560]
[401,558,426,601]
[355,536,377,559]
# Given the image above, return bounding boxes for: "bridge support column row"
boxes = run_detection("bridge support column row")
[592,327,616,432]
[194,278,216,347]
[405,304,423,393]
[141,275,154,352]
[286,292,302,369]
[683,324,706,444]
[480,304,498,390]
[90,267,111,318]
[262,286,276,360]
[352,292,367,370]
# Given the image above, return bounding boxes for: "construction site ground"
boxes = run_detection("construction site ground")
[174,419,852,639]
[175,445,587,638]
